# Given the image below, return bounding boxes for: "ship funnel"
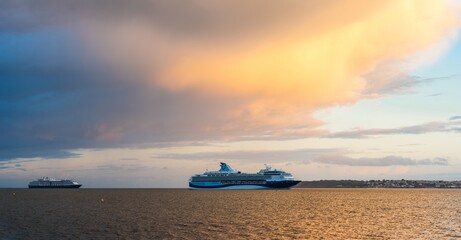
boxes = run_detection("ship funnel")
[219,162,235,172]
[264,164,272,170]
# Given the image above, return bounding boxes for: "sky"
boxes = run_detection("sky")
[1,0,461,187]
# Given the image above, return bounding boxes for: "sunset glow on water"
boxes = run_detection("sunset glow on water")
[2,189,461,239]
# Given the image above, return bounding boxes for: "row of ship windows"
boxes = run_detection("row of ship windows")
[221,181,266,184]
[191,179,266,182]
[35,184,59,186]
[196,176,266,179]
[201,177,266,179]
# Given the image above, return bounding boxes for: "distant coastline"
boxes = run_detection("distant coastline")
[295,179,461,188]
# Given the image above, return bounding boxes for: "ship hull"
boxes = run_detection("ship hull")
[190,185,269,190]
[28,185,82,189]
[189,180,301,190]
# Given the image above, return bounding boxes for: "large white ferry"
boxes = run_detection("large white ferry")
[189,162,301,190]
[28,177,82,188]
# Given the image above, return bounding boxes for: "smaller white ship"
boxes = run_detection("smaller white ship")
[28,177,82,188]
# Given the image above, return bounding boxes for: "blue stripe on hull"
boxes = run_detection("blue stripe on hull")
[189,180,301,189]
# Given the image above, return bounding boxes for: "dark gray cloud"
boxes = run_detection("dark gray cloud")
[0,0,332,41]
[0,161,27,171]
[0,150,81,161]
[0,1,204,33]
[313,155,449,166]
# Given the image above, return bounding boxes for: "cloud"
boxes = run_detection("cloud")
[449,116,461,121]
[154,148,449,167]
[155,148,342,163]
[0,161,27,171]
[95,164,148,172]
[313,155,449,166]
[0,1,460,160]
[427,93,442,97]
[364,74,456,97]
[325,121,460,138]
[82,0,460,133]
[0,149,81,161]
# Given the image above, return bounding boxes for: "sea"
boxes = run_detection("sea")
[1,189,460,239]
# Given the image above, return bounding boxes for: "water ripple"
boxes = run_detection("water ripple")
[1,189,460,239]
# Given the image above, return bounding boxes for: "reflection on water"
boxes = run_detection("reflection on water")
[1,189,461,239]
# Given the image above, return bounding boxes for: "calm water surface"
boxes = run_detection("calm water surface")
[1,189,461,239]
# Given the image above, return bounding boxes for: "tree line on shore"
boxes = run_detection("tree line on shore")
[295,179,461,188]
